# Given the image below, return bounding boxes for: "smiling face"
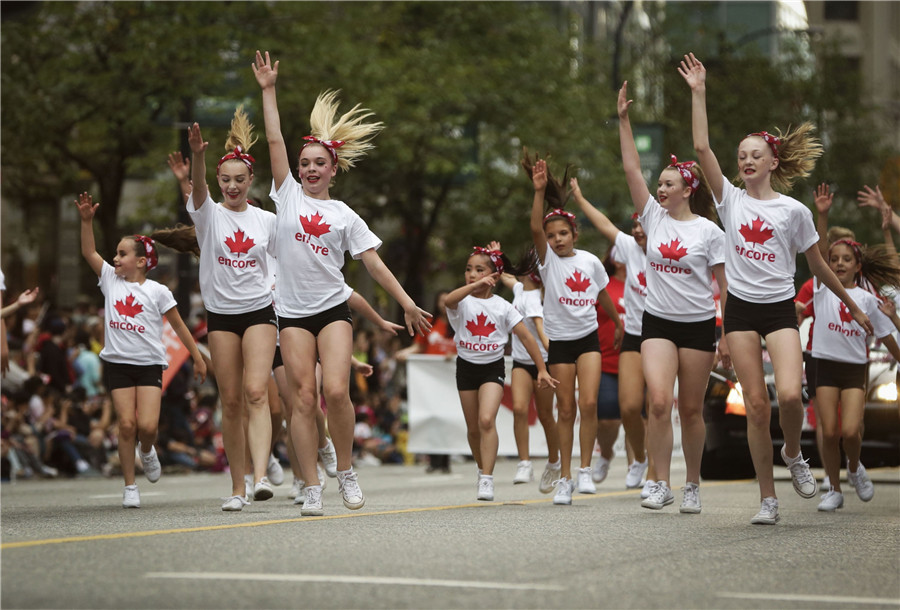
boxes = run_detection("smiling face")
[631,218,647,251]
[113,238,142,279]
[828,243,861,288]
[217,160,253,210]
[543,218,577,257]
[298,144,338,199]
[656,168,692,210]
[737,136,778,186]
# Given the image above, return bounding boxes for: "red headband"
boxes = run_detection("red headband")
[668,155,700,194]
[133,235,158,271]
[302,136,345,164]
[747,131,781,158]
[472,247,504,274]
[542,208,577,230]
[217,146,255,174]
[831,238,862,260]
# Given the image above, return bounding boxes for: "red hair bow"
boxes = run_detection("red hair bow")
[302,136,345,164]
[217,146,256,174]
[542,208,577,230]
[747,131,781,158]
[133,235,158,271]
[668,154,700,194]
[472,246,504,274]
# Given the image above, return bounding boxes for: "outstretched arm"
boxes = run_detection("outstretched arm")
[512,322,558,390]
[570,177,622,243]
[617,82,652,216]
[858,185,899,259]
[678,53,724,201]
[167,152,192,203]
[252,50,290,190]
[444,273,499,311]
[75,193,104,277]
[804,245,873,334]
[164,307,207,384]
[813,183,834,256]
[359,249,432,336]
[530,159,549,264]
[187,123,209,209]
[1,287,40,319]
[348,291,404,335]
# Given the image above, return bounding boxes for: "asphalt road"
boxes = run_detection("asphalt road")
[2,459,898,609]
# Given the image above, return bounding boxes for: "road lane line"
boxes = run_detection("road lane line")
[146,571,566,591]
[719,592,900,606]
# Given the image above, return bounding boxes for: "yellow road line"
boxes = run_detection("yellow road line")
[1,479,751,550]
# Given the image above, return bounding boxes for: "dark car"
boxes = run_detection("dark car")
[701,346,898,480]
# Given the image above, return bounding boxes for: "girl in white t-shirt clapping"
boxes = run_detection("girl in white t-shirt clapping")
[527,154,623,505]
[75,193,206,509]
[616,82,729,513]
[812,237,900,511]
[446,246,557,502]
[253,50,431,516]
[679,52,872,525]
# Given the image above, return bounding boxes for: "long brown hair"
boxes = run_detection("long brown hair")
[150,224,200,257]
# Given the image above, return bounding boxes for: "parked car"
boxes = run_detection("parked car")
[701,344,898,480]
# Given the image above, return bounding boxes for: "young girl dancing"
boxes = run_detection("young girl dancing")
[571,182,652,492]
[498,251,560,491]
[446,246,557,501]
[254,50,430,516]
[528,155,623,505]
[615,82,729,513]
[75,193,206,508]
[679,53,872,524]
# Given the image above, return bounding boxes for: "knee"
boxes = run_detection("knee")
[821,426,840,444]
[321,384,347,409]
[243,383,268,409]
[646,396,671,420]
[776,390,802,410]
[478,416,496,433]
[118,419,136,439]
[841,424,861,441]
[557,404,576,423]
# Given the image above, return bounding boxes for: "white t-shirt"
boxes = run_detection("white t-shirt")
[811,283,895,364]
[510,282,548,364]
[188,194,276,314]
[447,294,523,364]
[272,177,381,317]
[612,232,647,336]
[716,179,818,303]
[98,262,176,367]
[539,248,609,341]
[641,196,725,322]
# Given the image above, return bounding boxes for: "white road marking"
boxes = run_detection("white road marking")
[719,592,900,606]
[146,571,565,591]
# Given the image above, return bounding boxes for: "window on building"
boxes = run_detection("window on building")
[824,1,858,21]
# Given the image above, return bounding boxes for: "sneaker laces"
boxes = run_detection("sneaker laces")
[339,471,361,498]
[760,497,778,515]
[787,455,815,486]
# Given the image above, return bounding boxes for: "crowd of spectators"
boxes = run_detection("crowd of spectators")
[1,286,416,483]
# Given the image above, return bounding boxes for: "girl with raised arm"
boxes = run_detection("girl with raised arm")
[75,193,206,508]
[527,154,623,505]
[615,82,728,513]
[679,52,872,524]
[253,50,430,516]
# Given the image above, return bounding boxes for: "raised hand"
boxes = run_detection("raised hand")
[617,81,633,120]
[15,287,40,308]
[857,185,891,230]
[487,240,501,252]
[252,50,279,89]
[188,123,208,155]
[878,297,897,320]
[532,158,548,192]
[167,151,190,182]
[814,183,834,215]
[75,192,99,221]
[677,53,706,90]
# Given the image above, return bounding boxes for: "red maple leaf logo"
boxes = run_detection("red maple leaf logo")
[738,216,775,247]
[838,302,854,325]
[114,294,143,318]
[465,313,496,339]
[300,212,331,238]
[637,271,647,288]
[224,229,255,255]
[659,238,689,262]
[565,271,592,293]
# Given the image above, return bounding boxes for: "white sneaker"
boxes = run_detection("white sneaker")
[318,438,338,478]
[539,461,561,494]
[576,467,597,494]
[552,477,573,505]
[138,443,161,483]
[337,469,365,510]
[592,457,610,484]
[641,481,674,510]
[244,474,253,499]
[819,474,831,492]
[751,497,780,525]
[267,454,284,486]
[641,479,656,499]
[253,477,274,501]
[781,446,816,498]
[477,475,494,501]
[513,460,533,484]
[626,459,648,489]
[817,488,844,512]
[847,461,874,502]
[288,477,303,500]
[122,485,140,508]
[301,485,324,516]
[221,495,251,511]
[680,482,701,514]
[317,462,328,490]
